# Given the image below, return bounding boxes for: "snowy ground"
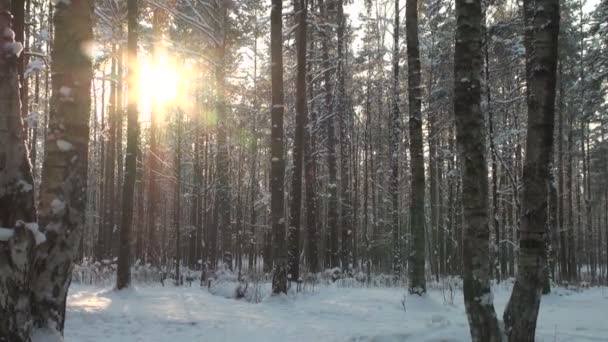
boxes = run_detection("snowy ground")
[65,281,608,341]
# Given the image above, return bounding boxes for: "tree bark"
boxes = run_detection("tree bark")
[117,0,139,290]
[145,8,165,266]
[390,0,401,280]
[287,0,307,282]
[453,0,502,339]
[503,0,560,338]
[406,0,426,294]
[304,4,318,273]
[30,0,93,335]
[211,3,230,270]
[557,61,568,281]
[0,3,36,339]
[270,0,287,294]
[336,0,351,272]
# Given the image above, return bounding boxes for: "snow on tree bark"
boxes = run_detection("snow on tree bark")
[32,0,93,333]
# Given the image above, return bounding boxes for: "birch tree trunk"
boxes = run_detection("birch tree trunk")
[503,0,560,338]
[30,0,93,336]
[453,0,502,339]
[0,2,36,338]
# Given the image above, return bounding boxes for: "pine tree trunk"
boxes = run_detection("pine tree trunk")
[194,100,203,269]
[567,112,576,281]
[557,61,568,281]
[174,111,182,284]
[406,0,426,294]
[102,46,117,260]
[304,11,319,274]
[270,0,287,294]
[249,12,260,273]
[213,6,231,268]
[117,0,139,290]
[114,45,124,256]
[390,0,401,280]
[287,0,307,282]
[319,0,339,269]
[503,0,559,338]
[545,166,558,293]
[145,8,165,267]
[336,0,351,272]
[484,12,500,282]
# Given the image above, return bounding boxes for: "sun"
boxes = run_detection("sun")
[137,48,185,121]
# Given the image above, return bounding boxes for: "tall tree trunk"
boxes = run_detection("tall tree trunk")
[29,0,92,336]
[545,165,558,293]
[304,6,318,273]
[318,0,339,269]
[248,11,260,273]
[0,2,36,338]
[194,98,203,269]
[453,0,502,339]
[145,8,165,266]
[427,14,443,280]
[117,0,139,290]
[337,0,351,271]
[390,0,401,279]
[114,45,124,256]
[557,61,568,281]
[96,71,107,261]
[287,0,307,282]
[213,4,230,269]
[102,46,117,260]
[566,102,576,282]
[406,0,426,294]
[503,0,559,338]
[270,0,287,294]
[174,110,182,284]
[363,31,373,277]
[484,9,500,282]
[11,0,26,121]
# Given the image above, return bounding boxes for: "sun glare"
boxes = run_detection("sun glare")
[137,48,189,121]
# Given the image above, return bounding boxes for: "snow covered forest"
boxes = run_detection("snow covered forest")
[0,0,607,340]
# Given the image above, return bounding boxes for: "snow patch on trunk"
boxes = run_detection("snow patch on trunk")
[0,227,14,241]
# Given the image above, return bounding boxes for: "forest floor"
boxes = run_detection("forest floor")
[65,280,608,341]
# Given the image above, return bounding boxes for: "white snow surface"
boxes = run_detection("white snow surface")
[64,282,608,341]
